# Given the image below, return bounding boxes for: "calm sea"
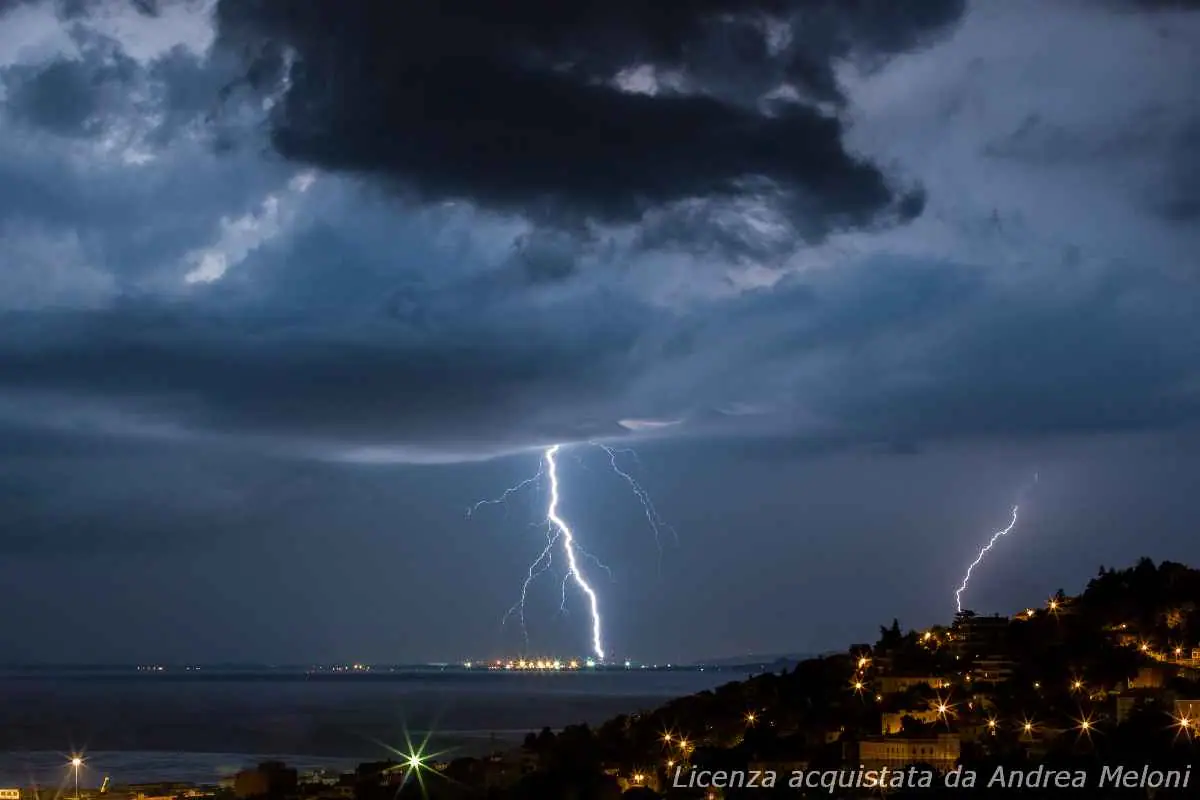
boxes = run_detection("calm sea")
[0,669,737,785]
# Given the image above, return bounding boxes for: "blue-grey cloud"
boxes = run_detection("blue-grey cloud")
[0,0,1196,498]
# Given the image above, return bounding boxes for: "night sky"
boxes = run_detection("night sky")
[1,0,1198,666]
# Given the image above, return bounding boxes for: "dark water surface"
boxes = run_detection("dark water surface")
[0,669,735,785]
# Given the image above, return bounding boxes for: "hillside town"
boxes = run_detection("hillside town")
[8,559,1199,799]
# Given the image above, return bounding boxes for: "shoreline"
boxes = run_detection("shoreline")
[0,742,521,789]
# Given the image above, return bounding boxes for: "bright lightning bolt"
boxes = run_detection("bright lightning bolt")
[591,442,678,551]
[505,523,558,646]
[955,505,1020,614]
[467,460,544,517]
[470,442,674,661]
[954,472,1038,613]
[544,444,605,660]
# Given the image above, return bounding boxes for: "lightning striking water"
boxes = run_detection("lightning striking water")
[954,472,1039,613]
[954,505,1020,614]
[469,442,674,661]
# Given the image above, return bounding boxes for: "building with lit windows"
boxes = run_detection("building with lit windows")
[847,734,960,771]
[951,611,1010,657]
[1176,698,1200,720]
[881,710,941,735]
[876,675,951,694]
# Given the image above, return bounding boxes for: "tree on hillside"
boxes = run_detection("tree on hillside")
[877,619,904,651]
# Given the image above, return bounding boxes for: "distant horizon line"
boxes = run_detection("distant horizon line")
[0,653,823,671]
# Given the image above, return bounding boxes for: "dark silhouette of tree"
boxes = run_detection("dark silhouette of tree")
[878,618,904,651]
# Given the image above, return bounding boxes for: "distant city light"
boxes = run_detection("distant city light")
[474,657,609,671]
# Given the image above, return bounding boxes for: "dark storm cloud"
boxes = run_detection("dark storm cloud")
[0,287,652,453]
[3,248,1197,463]
[619,255,1200,449]
[211,0,962,235]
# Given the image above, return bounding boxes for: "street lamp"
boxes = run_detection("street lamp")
[70,756,83,800]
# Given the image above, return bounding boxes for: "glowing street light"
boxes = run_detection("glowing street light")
[69,756,83,800]
[1074,714,1096,739]
[393,744,439,795]
[1172,714,1193,741]
[375,727,447,796]
[745,712,757,725]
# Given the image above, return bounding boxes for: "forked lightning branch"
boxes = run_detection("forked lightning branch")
[469,442,675,661]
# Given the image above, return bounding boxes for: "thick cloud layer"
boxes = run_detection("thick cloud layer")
[2,0,1200,662]
[0,0,1197,464]
[212,0,959,234]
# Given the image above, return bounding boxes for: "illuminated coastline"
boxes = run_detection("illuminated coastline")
[464,658,614,671]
